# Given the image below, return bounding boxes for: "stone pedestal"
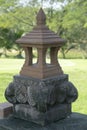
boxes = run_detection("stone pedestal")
[13,104,71,126]
[0,113,87,130]
[5,74,78,126]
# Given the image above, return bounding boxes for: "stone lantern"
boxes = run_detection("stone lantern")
[5,8,78,126]
[16,8,65,79]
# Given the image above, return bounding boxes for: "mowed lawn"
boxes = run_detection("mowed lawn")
[0,59,87,114]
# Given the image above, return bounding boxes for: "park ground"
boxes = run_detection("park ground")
[0,58,87,114]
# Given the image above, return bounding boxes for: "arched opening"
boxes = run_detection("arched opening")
[46,48,51,64]
[32,48,38,64]
[50,47,59,65]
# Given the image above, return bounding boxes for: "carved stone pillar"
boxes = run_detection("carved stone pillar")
[50,47,59,65]
[37,47,47,66]
[23,47,32,66]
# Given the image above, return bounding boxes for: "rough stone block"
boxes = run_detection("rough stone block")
[13,103,71,126]
[5,74,78,125]
[0,102,13,119]
[0,113,87,130]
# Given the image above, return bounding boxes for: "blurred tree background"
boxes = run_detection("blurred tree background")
[0,0,87,58]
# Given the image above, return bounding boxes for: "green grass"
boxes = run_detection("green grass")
[59,49,87,59]
[0,59,87,114]
[0,59,24,102]
[59,59,87,114]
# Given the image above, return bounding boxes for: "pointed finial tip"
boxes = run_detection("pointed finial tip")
[36,8,46,25]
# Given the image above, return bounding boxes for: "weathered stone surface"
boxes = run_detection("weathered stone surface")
[0,113,87,130]
[5,74,78,125]
[5,74,78,111]
[13,103,71,126]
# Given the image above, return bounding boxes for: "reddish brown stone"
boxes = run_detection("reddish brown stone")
[0,102,13,118]
[16,8,66,79]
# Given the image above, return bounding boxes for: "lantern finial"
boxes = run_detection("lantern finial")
[36,8,46,25]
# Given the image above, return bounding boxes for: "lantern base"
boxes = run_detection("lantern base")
[13,103,71,126]
[5,74,78,126]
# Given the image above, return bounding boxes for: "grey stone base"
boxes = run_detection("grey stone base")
[5,74,78,126]
[0,113,87,130]
[13,103,71,126]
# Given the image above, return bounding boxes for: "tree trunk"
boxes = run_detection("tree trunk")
[61,48,66,59]
[16,49,23,59]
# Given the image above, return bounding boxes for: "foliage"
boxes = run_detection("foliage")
[0,0,87,58]
[62,0,87,58]
[0,27,23,57]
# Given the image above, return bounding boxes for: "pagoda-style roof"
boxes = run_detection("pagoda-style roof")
[15,8,66,79]
[16,8,65,45]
